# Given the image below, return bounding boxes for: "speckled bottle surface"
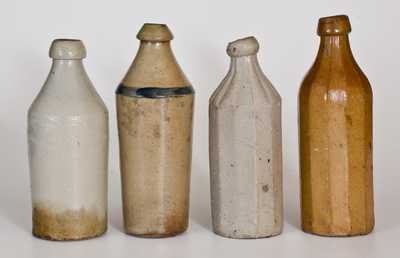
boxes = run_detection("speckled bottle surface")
[209,37,283,239]
[116,24,194,237]
[28,39,109,241]
[299,15,374,236]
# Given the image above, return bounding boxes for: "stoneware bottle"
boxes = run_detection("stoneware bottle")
[28,39,108,240]
[116,23,194,237]
[299,15,374,236]
[209,37,283,239]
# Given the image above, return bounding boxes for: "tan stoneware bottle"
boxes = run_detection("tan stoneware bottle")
[28,39,109,240]
[116,23,194,237]
[209,37,283,238]
[299,15,374,236]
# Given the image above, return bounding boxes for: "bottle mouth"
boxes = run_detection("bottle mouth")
[317,15,352,36]
[49,39,86,59]
[227,36,259,57]
[137,23,174,42]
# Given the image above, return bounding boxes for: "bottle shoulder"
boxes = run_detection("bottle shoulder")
[29,80,108,119]
[300,58,372,98]
[122,43,191,88]
[299,71,372,110]
[210,69,281,109]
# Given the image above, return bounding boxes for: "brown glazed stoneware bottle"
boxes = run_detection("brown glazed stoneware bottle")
[116,23,194,237]
[299,15,374,236]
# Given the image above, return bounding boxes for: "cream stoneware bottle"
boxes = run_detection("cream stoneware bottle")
[116,24,194,237]
[28,39,108,240]
[209,37,283,238]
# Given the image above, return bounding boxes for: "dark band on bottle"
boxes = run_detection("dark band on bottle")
[116,84,194,99]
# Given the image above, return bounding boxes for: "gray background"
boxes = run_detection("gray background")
[1,0,398,257]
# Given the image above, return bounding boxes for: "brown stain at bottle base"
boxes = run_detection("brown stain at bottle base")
[126,212,189,238]
[32,206,107,241]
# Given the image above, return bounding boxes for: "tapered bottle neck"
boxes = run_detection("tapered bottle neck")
[138,41,174,57]
[49,59,87,78]
[43,59,92,91]
[317,35,354,59]
[141,40,170,46]
[51,59,84,70]
[229,54,261,76]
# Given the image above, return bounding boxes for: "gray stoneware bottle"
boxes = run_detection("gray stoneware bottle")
[209,36,283,239]
[28,39,108,241]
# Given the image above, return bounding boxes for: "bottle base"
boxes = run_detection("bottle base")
[124,224,188,238]
[124,230,186,238]
[32,206,107,241]
[302,226,374,237]
[213,229,282,239]
[32,229,107,241]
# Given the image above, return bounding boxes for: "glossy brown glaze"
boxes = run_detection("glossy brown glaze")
[299,15,374,236]
[116,24,193,237]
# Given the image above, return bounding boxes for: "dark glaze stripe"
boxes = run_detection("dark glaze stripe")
[116,84,194,99]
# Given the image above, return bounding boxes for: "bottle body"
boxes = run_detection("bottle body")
[28,40,108,240]
[209,37,283,238]
[116,24,193,237]
[299,15,374,236]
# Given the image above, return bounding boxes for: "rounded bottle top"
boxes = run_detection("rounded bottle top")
[317,15,352,36]
[49,39,86,59]
[137,23,174,42]
[227,36,259,57]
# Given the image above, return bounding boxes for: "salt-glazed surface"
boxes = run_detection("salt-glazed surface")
[116,24,194,237]
[28,39,108,240]
[209,37,283,239]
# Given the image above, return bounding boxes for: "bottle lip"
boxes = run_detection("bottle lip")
[227,36,259,57]
[49,39,86,59]
[137,23,174,42]
[317,15,352,36]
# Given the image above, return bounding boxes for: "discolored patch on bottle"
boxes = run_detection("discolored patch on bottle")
[124,210,188,238]
[346,114,353,126]
[32,205,107,241]
[162,211,189,237]
[135,218,187,238]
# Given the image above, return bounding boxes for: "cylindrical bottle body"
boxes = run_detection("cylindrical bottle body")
[299,17,374,236]
[209,103,282,238]
[209,38,283,239]
[299,70,374,236]
[28,54,108,240]
[117,90,193,237]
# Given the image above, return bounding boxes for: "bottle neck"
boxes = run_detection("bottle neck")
[229,55,261,76]
[45,59,89,89]
[317,35,354,62]
[139,40,172,51]
[50,59,85,75]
